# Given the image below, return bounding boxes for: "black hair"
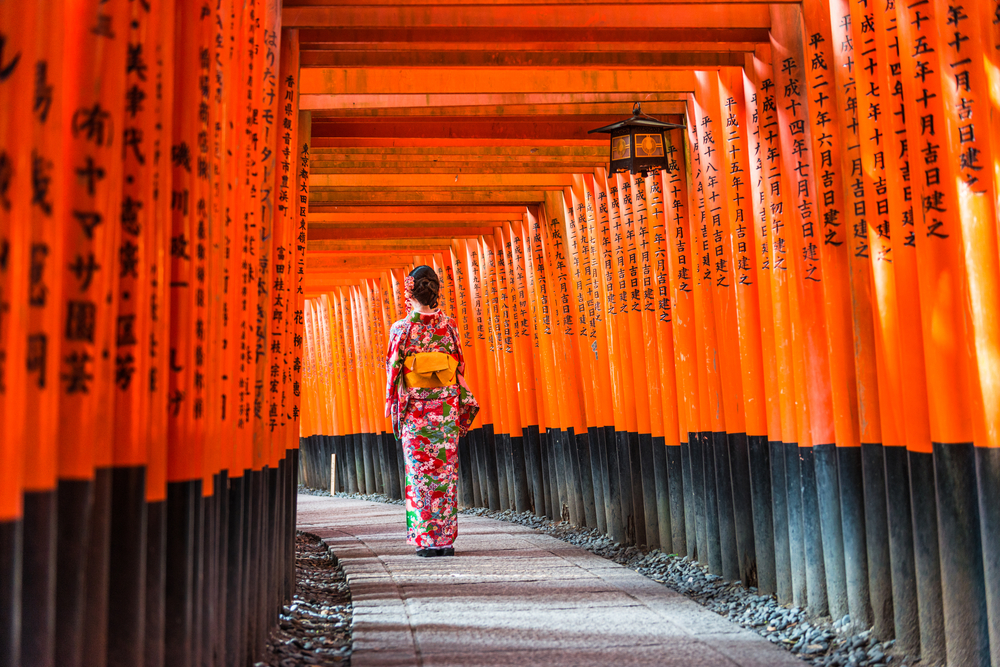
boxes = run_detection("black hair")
[409,265,440,309]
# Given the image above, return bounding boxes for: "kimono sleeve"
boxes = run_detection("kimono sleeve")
[447,318,480,437]
[385,321,408,438]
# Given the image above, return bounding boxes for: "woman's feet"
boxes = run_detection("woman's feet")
[415,546,455,557]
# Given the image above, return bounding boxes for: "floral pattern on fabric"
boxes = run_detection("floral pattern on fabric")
[385,310,479,548]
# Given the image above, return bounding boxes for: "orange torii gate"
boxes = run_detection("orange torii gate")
[1,1,999,666]
[292,5,998,667]
[0,2,305,666]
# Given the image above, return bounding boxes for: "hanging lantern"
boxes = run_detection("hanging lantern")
[588,102,686,175]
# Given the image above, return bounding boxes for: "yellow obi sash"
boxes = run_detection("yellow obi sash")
[403,352,459,388]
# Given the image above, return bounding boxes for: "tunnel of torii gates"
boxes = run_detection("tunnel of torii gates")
[0,0,998,666]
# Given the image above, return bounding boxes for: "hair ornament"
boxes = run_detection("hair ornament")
[404,275,415,309]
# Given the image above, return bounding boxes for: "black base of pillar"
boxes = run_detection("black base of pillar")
[483,424,501,511]
[83,467,112,667]
[190,481,205,667]
[301,436,315,489]
[553,429,569,521]
[689,432,706,564]
[333,435,346,493]
[784,442,806,607]
[933,442,990,667]
[502,432,517,511]
[628,432,646,547]
[908,449,944,662]
[681,434,696,560]
[729,432,756,588]
[265,467,279,645]
[601,426,616,537]
[243,471,257,663]
[769,441,791,605]
[651,436,671,553]
[576,431,597,529]
[883,445,919,654]
[0,517,22,667]
[588,426,608,534]
[107,466,147,667]
[815,444,846,619]
[666,444,686,556]
[361,433,377,495]
[714,432,739,582]
[748,436,774,595]
[526,425,543,517]
[496,430,512,510]
[395,435,406,499]
[799,446,828,617]
[457,435,473,508]
[164,480,201,666]
[703,433,722,576]
[375,432,389,496]
[224,476,246,665]
[321,436,334,491]
[838,446,871,629]
[861,442,894,639]
[216,472,232,664]
[469,428,484,508]
[555,429,574,523]
[384,433,402,500]
[511,434,531,514]
[538,429,554,519]
[614,430,634,544]
[351,433,363,494]
[602,427,624,543]
[975,446,1000,667]
[55,479,93,667]
[638,432,658,549]
[145,499,166,667]
[21,489,56,667]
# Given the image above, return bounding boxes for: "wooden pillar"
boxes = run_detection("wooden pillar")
[566,181,607,532]
[164,1,211,664]
[145,2,175,665]
[19,2,66,665]
[661,130,699,561]
[741,54,786,601]
[644,171,685,555]
[581,175,619,538]
[748,44,802,606]
[587,171,627,542]
[0,1,33,663]
[894,0,990,661]
[105,0,166,663]
[57,2,130,666]
[602,172,642,545]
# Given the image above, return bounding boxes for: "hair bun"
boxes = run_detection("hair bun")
[409,266,441,309]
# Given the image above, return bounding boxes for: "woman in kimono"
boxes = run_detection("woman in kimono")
[385,266,479,557]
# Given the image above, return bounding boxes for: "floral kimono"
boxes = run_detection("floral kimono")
[385,310,479,548]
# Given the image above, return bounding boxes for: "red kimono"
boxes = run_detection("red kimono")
[385,310,479,548]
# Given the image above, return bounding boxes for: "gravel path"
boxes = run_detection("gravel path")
[297,491,808,667]
[298,487,934,667]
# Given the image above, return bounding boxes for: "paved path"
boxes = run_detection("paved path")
[297,495,804,667]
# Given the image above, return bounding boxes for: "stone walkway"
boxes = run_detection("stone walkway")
[297,495,805,667]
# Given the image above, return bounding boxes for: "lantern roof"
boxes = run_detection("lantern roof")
[587,102,685,135]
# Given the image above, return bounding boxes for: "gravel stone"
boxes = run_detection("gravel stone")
[256,530,353,667]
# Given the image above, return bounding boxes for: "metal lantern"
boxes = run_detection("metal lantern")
[588,102,686,175]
